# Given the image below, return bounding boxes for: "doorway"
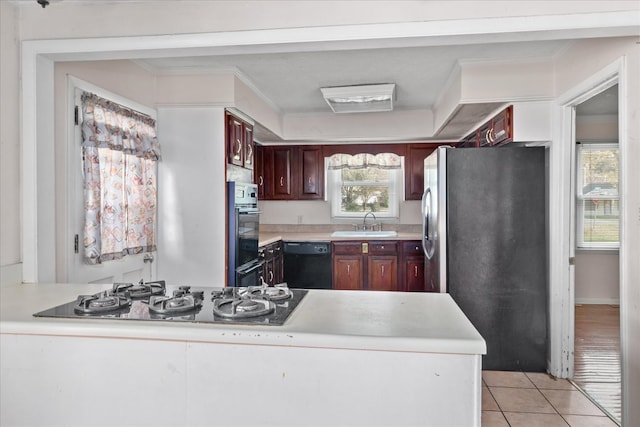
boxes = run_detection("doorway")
[572,85,621,423]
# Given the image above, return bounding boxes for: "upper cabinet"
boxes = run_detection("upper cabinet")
[271,146,294,199]
[256,145,324,201]
[298,146,324,200]
[254,141,450,202]
[405,144,448,200]
[225,111,254,169]
[457,105,513,148]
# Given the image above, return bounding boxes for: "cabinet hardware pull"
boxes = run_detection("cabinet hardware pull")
[259,176,263,186]
[381,265,385,277]
[414,266,418,277]
[235,139,242,156]
[308,177,312,185]
[269,271,274,281]
[280,176,284,187]
[347,265,350,275]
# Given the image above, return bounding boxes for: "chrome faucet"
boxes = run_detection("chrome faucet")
[363,211,377,231]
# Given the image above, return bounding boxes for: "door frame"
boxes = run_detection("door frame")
[551,56,626,408]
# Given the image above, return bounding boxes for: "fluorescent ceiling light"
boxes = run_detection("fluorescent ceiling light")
[320,84,395,113]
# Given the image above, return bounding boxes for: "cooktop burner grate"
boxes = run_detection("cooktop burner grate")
[74,291,131,314]
[111,280,166,299]
[148,286,203,315]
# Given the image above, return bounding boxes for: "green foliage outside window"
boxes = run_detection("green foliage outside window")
[340,168,391,213]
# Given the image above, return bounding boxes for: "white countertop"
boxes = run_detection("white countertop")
[259,231,422,247]
[1,283,485,355]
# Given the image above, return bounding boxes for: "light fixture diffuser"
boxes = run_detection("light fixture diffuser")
[320,84,395,113]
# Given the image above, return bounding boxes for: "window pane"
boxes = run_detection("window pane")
[580,147,618,198]
[341,185,390,213]
[577,144,619,248]
[581,200,620,244]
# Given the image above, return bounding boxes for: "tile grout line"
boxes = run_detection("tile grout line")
[524,372,571,426]
[524,372,620,427]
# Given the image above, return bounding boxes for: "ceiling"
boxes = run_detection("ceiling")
[20,0,629,142]
[138,40,569,116]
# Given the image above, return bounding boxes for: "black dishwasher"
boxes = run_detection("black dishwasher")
[283,242,332,289]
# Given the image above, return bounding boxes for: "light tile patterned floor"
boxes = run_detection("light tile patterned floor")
[482,371,619,427]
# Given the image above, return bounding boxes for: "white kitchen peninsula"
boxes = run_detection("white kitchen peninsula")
[1,283,485,427]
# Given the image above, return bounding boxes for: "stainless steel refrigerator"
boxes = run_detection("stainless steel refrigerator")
[422,146,548,371]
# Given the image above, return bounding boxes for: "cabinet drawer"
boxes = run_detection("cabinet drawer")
[332,242,362,255]
[402,241,423,255]
[369,242,397,255]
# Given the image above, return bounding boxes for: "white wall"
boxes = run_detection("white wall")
[260,199,422,226]
[156,107,227,286]
[575,251,620,304]
[0,1,20,279]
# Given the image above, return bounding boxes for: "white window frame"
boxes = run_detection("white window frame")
[575,142,619,250]
[326,157,404,220]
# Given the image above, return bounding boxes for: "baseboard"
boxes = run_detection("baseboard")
[0,262,22,287]
[575,298,620,305]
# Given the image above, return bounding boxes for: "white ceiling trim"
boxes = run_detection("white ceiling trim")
[31,10,639,62]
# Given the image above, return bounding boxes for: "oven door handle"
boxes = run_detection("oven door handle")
[238,210,262,215]
[237,261,264,274]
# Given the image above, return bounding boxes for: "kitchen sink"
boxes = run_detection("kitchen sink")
[331,230,398,238]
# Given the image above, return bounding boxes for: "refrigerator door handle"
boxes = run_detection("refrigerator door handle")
[422,188,435,259]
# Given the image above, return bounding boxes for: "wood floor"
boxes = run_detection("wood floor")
[574,304,621,423]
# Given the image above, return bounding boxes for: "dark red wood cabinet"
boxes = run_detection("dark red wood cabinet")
[401,241,428,292]
[260,240,283,285]
[256,145,325,201]
[405,144,448,200]
[332,242,365,290]
[298,146,324,200]
[225,111,254,169]
[271,147,294,199]
[226,113,244,166]
[457,105,513,148]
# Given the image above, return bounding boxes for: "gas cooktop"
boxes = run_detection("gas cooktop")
[33,281,308,326]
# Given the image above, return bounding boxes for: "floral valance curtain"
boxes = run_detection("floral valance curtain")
[80,92,160,159]
[81,92,160,264]
[327,153,402,170]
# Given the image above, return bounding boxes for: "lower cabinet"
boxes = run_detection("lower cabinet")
[402,241,427,292]
[332,240,428,292]
[260,240,283,285]
[332,241,399,291]
[333,255,364,290]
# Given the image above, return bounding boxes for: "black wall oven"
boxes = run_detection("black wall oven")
[228,181,263,287]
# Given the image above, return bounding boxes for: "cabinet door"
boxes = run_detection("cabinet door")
[368,256,398,291]
[254,144,265,198]
[243,124,254,170]
[272,147,293,199]
[404,257,425,292]
[273,242,284,284]
[333,255,363,290]
[299,146,324,200]
[226,114,244,166]
[489,106,512,146]
[405,145,447,200]
[401,241,425,292]
[262,258,273,285]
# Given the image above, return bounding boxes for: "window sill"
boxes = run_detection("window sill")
[576,247,619,254]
